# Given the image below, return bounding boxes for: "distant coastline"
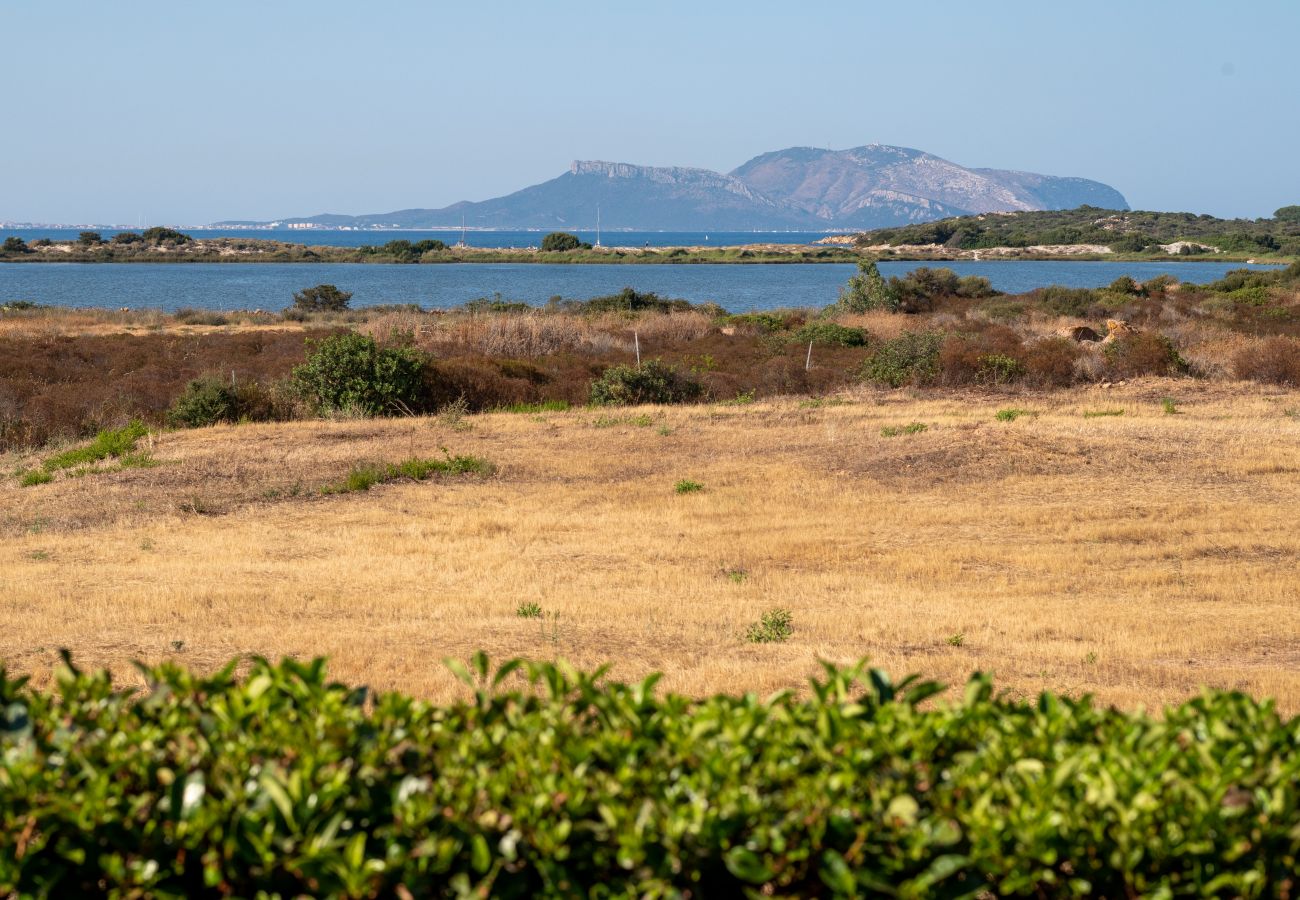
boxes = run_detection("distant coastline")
[0,233,1286,266]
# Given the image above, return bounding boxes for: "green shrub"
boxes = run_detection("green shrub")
[791,321,868,347]
[516,602,543,619]
[995,408,1030,422]
[744,608,793,643]
[293,333,428,416]
[42,421,148,472]
[540,232,589,252]
[674,479,704,494]
[167,377,238,428]
[862,331,943,387]
[835,260,898,312]
[888,267,996,312]
[141,226,191,245]
[290,284,353,313]
[589,360,703,406]
[5,654,1300,895]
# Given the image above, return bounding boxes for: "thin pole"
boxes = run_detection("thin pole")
[635,331,641,367]
[805,341,813,371]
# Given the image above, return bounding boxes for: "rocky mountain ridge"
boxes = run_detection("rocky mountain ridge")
[217,145,1128,231]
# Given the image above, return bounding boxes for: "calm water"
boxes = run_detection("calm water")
[1,228,839,249]
[0,260,1283,313]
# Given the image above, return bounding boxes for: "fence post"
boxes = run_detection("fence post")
[805,341,813,372]
[635,331,641,368]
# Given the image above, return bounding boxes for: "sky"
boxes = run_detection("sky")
[2,0,1298,224]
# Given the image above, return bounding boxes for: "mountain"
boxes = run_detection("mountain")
[218,145,1128,231]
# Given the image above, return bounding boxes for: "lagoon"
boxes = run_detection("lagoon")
[0,260,1283,313]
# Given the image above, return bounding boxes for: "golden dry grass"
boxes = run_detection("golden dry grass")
[3,380,1299,710]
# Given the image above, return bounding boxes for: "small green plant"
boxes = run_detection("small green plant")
[745,608,793,644]
[995,408,1030,422]
[719,389,757,406]
[674,479,704,494]
[1083,409,1125,418]
[946,633,965,647]
[880,422,927,437]
[516,602,543,619]
[42,421,149,472]
[1161,397,1180,415]
[19,470,53,487]
[1085,651,1099,665]
[27,549,50,561]
[1285,408,1299,419]
[656,425,673,436]
[438,395,472,431]
[723,568,748,584]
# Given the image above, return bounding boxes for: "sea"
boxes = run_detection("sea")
[0,259,1283,314]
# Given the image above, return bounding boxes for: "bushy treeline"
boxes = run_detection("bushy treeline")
[858,205,1300,256]
[2,653,1298,895]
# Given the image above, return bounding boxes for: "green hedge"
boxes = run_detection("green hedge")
[2,653,1299,896]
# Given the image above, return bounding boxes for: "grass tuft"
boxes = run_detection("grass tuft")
[42,421,149,472]
[324,452,495,495]
[674,479,704,494]
[880,422,928,437]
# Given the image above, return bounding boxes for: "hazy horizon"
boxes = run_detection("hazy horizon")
[4,0,1298,224]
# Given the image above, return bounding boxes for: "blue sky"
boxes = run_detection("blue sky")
[2,0,1297,224]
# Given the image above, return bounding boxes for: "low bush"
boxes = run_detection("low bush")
[1233,336,1300,385]
[589,360,704,406]
[890,267,996,313]
[1103,332,1188,378]
[790,321,868,347]
[5,654,1299,896]
[167,377,239,428]
[172,307,230,326]
[674,478,704,494]
[293,333,429,416]
[1023,336,1084,387]
[862,331,943,387]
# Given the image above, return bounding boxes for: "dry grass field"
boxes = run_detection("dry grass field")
[3,380,1299,711]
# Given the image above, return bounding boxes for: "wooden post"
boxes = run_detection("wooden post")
[805,341,813,371]
[635,331,641,368]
